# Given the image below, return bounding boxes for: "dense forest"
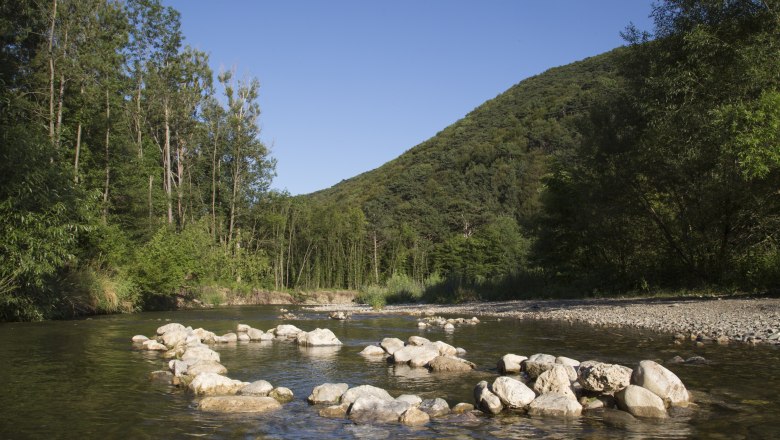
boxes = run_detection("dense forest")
[1,0,778,321]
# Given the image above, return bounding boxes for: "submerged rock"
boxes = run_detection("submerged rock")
[142,340,168,351]
[452,402,475,414]
[428,355,475,373]
[269,386,294,402]
[400,407,430,426]
[131,335,149,343]
[528,393,582,417]
[349,396,411,424]
[198,395,281,413]
[418,398,450,417]
[319,403,349,418]
[359,345,386,357]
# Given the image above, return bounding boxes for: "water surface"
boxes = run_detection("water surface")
[1,305,777,439]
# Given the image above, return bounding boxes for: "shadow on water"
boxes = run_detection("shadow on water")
[0,305,778,439]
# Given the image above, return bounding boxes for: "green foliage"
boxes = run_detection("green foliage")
[357,285,387,310]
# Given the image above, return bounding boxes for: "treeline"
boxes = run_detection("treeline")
[1,0,778,321]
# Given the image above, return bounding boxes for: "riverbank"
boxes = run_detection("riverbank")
[306,296,780,346]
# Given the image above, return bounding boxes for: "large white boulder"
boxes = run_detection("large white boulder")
[182,345,220,364]
[498,354,528,374]
[188,373,248,396]
[308,383,350,404]
[341,385,394,406]
[380,337,405,355]
[274,324,304,338]
[239,380,274,396]
[534,365,577,400]
[297,328,343,346]
[348,396,411,424]
[578,362,632,393]
[391,345,439,367]
[491,376,536,408]
[428,356,475,372]
[474,380,504,414]
[632,360,689,407]
[616,385,668,418]
[187,360,228,376]
[156,322,186,336]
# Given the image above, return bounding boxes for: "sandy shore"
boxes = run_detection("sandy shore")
[306,296,780,345]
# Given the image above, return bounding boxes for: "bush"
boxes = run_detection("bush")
[357,285,387,310]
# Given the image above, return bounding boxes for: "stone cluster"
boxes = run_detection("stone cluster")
[480,352,691,419]
[416,315,479,331]
[359,335,473,372]
[308,383,471,426]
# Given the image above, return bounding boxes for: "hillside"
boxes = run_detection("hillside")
[309,49,621,242]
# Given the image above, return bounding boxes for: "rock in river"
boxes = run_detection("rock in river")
[616,385,668,418]
[349,396,411,424]
[498,353,528,374]
[198,395,281,413]
[578,362,632,393]
[491,376,536,409]
[528,393,583,417]
[297,328,343,346]
[340,385,394,406]
[239,380,274,396]
[474,380,504,414]
[308,383,349,404]
[428,355,475,373]
[631,360,689,407]
[188,373,248,396]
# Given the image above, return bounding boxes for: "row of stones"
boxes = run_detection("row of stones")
[359,335,475,372]
[134,322,345,412]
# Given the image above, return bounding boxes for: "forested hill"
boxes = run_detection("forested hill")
[309,50,620,241]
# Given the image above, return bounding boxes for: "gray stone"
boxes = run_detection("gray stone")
[297,328,343,346]
[149,370,173,384]
[407,336,430,346]
[188,373,247,396]
[380,337,405,355]
[391,344,439,367]
[452,402,475,414]
[529,353,556,363]
[142,340,168,351]
[400,407,430,426]
[498,353,528,374]
[181,345,220,364]
[131,335,149,343]
[319,403,349,418]
[168,359,189,377]
[341,385,394,406]
[220,332,238,343]
[616,385,668,418]
[269,386,294,402]
[523,360,556,379]
[308,383,350,404]
[236,323,251,333]
[239,380,274,396]
[418,398,450,417]
[491,376,536,408]
[632,360,689,406]
[474,380,504,414]
[156,322,186,336]
[359,345,387,357]
[198,395,281,413]
[432,340,457,356]
[528,393,583,417]
[578,362,632,393]
[533,365,576,400]
[187,360,228,376]
[395,394,422,407]
[274,324,304,338]
[247,327,266,341]
[348,396,411,424]
[428,355,475,372]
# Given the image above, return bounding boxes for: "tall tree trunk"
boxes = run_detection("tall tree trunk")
[136,78,143,158]
[176,138,184,226]
[164,102,173,225]
[148,174,153,229]
[73,122,81,183]
[102,89,110,224]
[211,130,219,239]
[373,231,379,284]
[48,0,57,146]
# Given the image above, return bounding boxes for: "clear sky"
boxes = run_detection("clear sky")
[165,1,655,195]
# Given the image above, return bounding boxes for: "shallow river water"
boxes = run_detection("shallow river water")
[1,305,778,439]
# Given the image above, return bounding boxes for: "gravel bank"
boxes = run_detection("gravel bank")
[306,297,780,345]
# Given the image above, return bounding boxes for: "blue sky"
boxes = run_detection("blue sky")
[165,1,655,195]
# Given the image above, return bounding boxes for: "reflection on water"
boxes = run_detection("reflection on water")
[0,305,778,439]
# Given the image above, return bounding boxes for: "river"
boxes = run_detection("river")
[0,305,777,439]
